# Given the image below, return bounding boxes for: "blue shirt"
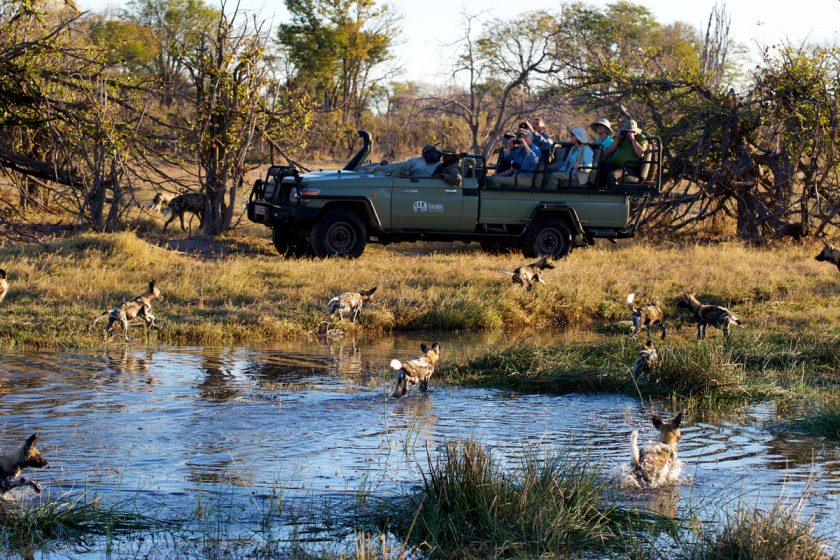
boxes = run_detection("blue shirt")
[532,132,553,154]
[594,136,614,151]
[507,144,541,175]
[557,144,593,173]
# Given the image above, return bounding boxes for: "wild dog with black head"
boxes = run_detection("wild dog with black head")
[93,280,163,341]
[163,192,205,234]
[629,413,682,487]
[0,269,7,304]
[328,287,377,323]
[390,342,441,398]
[511,256,554,290]
[626,293,666,340]
[633,340,658,378]
[149,192,173,214]
[0,434,49,494]
[677,292,741,340]
[815,240,840,271]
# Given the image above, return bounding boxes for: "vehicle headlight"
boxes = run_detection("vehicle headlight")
[289,187,300,203]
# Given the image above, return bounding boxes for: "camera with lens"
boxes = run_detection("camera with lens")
[502,132,515,140]
[512,138,523,146]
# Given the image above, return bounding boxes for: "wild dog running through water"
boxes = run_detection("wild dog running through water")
[390,343,441,398]
[93,280,163,341]
[624,413,683,488]
[0,434,49,494]
[677,292,741,340]
[626,292,666,340]
[815,240,840,272]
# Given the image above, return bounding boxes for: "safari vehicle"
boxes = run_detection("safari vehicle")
[246,131,661,259]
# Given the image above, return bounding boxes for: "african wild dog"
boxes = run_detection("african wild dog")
[390,342,441,398]
[149,192,173,214]
[0,269,7,304]
[815,240,840,271]
[626,293,666,340]
[633,340,659,378]
[1,434,49,494]
[677,292,741,340]
[328,287,378,323]
[510,256,554,290]
[93,280,163,341]
[629,413,683,487]
[162,193,206,234]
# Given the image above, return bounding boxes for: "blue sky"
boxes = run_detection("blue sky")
[78,0,840,83]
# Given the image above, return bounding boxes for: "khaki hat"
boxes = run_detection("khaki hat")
[590,117,613,135]
[422,144,440,155]
[569,127,589,144]
[618,119,642,134]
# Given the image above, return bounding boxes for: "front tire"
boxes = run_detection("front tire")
[311,208,367,258]
[521,217,573,259]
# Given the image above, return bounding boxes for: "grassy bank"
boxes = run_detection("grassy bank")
[0,231,837,350]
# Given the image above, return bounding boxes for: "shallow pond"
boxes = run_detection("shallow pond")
[1,334,839,557]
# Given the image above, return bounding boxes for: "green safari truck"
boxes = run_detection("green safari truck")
[246,131,661,259]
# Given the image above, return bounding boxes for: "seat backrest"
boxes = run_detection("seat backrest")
[461,157,476,179]
[587,144,603,188]
[638,148,654,182]
[551,143,572,169]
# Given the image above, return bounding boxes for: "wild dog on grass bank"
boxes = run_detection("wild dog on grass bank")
[677,292,741,339]
[0,269,7,304]
[93,280,163,341]
[633,340,659,378]
[328,287,377,323]
[626,293,666,340]
[815,240,840,271]
[510,256,554,290]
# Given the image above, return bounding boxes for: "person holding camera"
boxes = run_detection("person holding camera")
[432,147,463,187]
[598,119,648,188]
[520,117,553,153]
[490,130,541,186]
[547,127,593,189]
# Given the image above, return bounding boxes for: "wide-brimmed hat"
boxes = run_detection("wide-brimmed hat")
[439,146,459,157]
[618,119,642,134]
[590,117,613,135]
[569,127,589,144]
[516,129,533,138]
[422,144,441,155]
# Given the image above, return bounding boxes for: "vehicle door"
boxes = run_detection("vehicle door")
[390,176,464,230]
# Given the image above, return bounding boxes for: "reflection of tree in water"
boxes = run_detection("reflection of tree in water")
[196,348,240,402]
[242,351,330,392]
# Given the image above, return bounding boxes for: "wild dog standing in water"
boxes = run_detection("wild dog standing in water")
[677,292,741,340]
[626,293,666,340]
[93,280,163,341]
[328,287,377,323]
[390,342,441,398]
[815,240,840,271]
[633,340,658,378]
[629,413,682,487]
[0,269,8,304]
[510,256,554,290]
[0,434,49,494]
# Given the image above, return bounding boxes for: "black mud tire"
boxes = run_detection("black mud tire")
[521,217,573,259]
[480,239,516,255]
[311,208,367,258]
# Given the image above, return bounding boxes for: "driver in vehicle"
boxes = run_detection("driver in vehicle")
[371,145,442,177]
[432,147,463,187]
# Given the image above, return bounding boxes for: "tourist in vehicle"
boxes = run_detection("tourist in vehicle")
[490,130,541,186]
[547,127,594,188]
[599,119,648,188]
[432,148,463,187]
[373,144,441,177]
[521,117,553,153]
[590,118,614,150]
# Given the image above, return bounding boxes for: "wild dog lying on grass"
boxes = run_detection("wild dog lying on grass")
[328,287,377,323]
[0,269,7,304]
[148,192,173,214]
[626,293,666,340]
[1,434,49,494]
[629,413,682,487]
[510,256,554,290]
[633,340,659,378]
[677,292,741,340]
[815,240,840,271]
[391,342,441,398]
[93,280,163,341]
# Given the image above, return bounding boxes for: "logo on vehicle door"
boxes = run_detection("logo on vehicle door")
[413,200,444,213]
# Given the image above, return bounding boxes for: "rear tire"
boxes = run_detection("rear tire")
[521,217,573,259]
[311,208,367,258]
